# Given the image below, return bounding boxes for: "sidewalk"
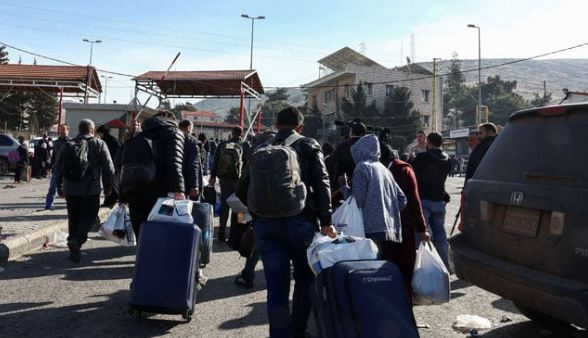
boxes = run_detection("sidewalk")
[0,176,110,264]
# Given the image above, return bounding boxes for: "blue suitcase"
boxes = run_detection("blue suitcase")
[129,221,201,322]
[191,202,214,267]
[311,260,419,338]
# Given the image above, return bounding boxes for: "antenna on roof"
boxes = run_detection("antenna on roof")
[410,34,416,63]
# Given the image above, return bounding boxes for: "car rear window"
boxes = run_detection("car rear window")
[475,111,588,186]
[0,135,13,146]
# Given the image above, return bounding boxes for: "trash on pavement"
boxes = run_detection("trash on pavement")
[51,230,69,248]
[452,314,492,333]
[500,315,512,323]
[416,323,430,329]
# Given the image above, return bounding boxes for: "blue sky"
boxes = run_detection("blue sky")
[0,0,586,104]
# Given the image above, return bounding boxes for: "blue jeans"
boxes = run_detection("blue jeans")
[255,216,316,338]
[45,174,58,209]
[421,199,450,269]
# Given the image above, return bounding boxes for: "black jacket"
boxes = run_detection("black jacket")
[330,137,361,189]
[50,136,70,170]
[237,129,333,227]
[141,116,185,195]
[102,134,120,163]
[412,148,451,202]
[183,133,203,195]
[466,136,496,182]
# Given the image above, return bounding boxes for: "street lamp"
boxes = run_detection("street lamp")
[467,24,482,125]
[241,14,265,70]
[82,39,102,66]
[100,75,112,104]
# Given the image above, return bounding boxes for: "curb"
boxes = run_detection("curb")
[0,207,111,264]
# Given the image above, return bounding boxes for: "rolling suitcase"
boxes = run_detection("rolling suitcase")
[129,221,201,322]
[311,260,419,338]
[191,202,214,267]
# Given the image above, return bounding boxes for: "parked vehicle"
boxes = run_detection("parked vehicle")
[450,103,588,328]
[0,132,20,175]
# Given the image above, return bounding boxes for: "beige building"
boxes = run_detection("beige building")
[303,47,443,132]
[181,110,236,140]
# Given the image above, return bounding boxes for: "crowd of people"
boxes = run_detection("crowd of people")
[40,106,498,337]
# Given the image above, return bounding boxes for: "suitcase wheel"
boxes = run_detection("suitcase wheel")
[182,310,193,322]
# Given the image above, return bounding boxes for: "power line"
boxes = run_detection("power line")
[0,1,332,52]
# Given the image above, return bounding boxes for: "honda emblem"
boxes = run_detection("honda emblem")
[511,192,524,205]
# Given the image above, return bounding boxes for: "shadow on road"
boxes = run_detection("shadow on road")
[218,301,267,330]
[0,214,69,222]
[450,278,471,291]
[1,244,136,281]
[490,298,519,314]
[481,321,585,338]
[198,273,267,304]
[0,301,53,314]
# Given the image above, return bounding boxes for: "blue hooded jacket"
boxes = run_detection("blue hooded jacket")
[341,135,406,242]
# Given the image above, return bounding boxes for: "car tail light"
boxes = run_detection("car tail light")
[480,200,494,222]
[538,106,567,116]
[550,212,565,236]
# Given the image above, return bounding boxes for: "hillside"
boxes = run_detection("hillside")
[197,58,588,117]
[419,58,588,100]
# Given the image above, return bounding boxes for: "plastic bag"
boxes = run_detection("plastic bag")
[331,197,365,238]
[99,204,136,246]
[52,230,69,248]
[147,198,193,224]
[307,233,378,275]
[226,193,249,214]
[412,242,450,305]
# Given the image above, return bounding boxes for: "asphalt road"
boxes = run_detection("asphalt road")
[0,177,586,338]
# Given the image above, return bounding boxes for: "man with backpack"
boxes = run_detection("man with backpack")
[179,120,202,200]
[240,107,336,338]
[117,110,185,237]
[96,125,121,208]
[209,127,245,242]
[54,119,115,263]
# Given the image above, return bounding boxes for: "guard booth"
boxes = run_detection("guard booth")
[133,70,264,137]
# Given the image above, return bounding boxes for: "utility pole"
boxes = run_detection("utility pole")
[82,39,101,104]
[467,24,482,125]
[100,75,112,104]
[432,58,442,132]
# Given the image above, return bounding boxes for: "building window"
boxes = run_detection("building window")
[324,91,328,104]
[366,83,373,96]
[344,84,350,97]
[422,115,431,127]
[386,85,395,96]
[421,89,431,103]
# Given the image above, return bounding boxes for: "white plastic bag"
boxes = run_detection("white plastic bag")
[99,204,136,246]
[306,233,378,275]
[453,314,492,333]
[147,198,193,224]
[331,197,365,238]
[52,230,69,248]
[412,242,450,305]
[226,193,248,214]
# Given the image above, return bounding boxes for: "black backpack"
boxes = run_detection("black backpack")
[216,142,243,178]
[247,134,307,218]
[62,137,92,182]
[119,135,156,193]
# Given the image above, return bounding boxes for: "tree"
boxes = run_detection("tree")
[262,88,290,127]
[530,91,552,107]
[0,46,8,64]
[381,86,422,149]
[443,53,473,128]
[224,107,241,125]
[29,92,57,130]
[481,76,529,125]
[340,84,379,123]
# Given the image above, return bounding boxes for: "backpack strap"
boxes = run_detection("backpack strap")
[284,133,304,147]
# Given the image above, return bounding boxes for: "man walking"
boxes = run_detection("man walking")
[241,107,336,338]
[179,120,203,200]
[96,125,120,208]
[54,119,114,263]
[209,127,245,242]
[412,132,451,269]
[466,123,497,182]
[330,120,367,190]
[45,124,70,210]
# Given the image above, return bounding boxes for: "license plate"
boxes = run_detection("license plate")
[502,207,541,237]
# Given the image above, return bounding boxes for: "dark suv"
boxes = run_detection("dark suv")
[449,103,588,328]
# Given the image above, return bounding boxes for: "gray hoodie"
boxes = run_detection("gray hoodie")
[341,135,406,242]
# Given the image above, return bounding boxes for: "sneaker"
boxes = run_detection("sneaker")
[67,241,81,263]
[234,275,254,288]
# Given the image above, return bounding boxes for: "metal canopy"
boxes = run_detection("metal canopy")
[318,47,385,72]
[0,64,102,97]
[133,70,264,99]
